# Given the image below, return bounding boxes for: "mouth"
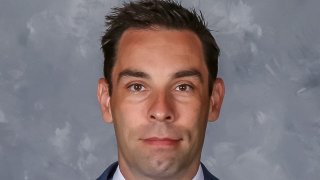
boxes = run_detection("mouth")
[141,137,182,146]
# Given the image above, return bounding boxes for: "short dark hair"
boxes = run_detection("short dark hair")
[101,0,220,95]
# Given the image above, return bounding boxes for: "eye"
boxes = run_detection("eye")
[128,83,146,92]
[175,84,193,92]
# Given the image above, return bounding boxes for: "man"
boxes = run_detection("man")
[97,0,225,179]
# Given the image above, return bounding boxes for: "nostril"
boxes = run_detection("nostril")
[149,114,172,121]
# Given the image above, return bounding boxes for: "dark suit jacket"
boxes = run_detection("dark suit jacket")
[97,161,219,180]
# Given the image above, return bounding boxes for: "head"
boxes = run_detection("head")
[97,0,224,179]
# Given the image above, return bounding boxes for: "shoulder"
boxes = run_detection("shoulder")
[96,161,118,180]
[201,163,219,180]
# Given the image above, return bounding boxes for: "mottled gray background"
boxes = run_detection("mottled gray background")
[0,0,319,179]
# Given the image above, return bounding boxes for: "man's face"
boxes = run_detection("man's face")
[98,28,224,179]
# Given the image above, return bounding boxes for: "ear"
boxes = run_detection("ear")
[208,78,225,122]
[97,78,113,123]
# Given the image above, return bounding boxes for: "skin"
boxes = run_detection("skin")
[97,28,225,180]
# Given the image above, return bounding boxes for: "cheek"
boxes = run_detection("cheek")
[112,99,148,137]
[176,94,208,119]
[175,98,209,136]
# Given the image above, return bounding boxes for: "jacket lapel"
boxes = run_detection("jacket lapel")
[96,161,118,180]
[201,163,219,180]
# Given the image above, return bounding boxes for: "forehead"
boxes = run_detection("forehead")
[117,27,203,56]
[114,28,207,77]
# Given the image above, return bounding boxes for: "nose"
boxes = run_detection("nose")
[148,91,174,122]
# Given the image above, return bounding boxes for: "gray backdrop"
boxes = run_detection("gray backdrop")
[0,0,319,179]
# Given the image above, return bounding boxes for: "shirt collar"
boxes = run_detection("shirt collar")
[112,164,204,180]
[112,165,125,180]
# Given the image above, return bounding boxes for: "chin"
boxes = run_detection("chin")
[141,157,181,178]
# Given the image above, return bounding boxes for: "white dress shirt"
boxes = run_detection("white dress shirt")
[112,164,204,180]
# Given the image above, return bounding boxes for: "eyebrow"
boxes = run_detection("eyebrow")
[117,69,151,83]
[173,69,204,83]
